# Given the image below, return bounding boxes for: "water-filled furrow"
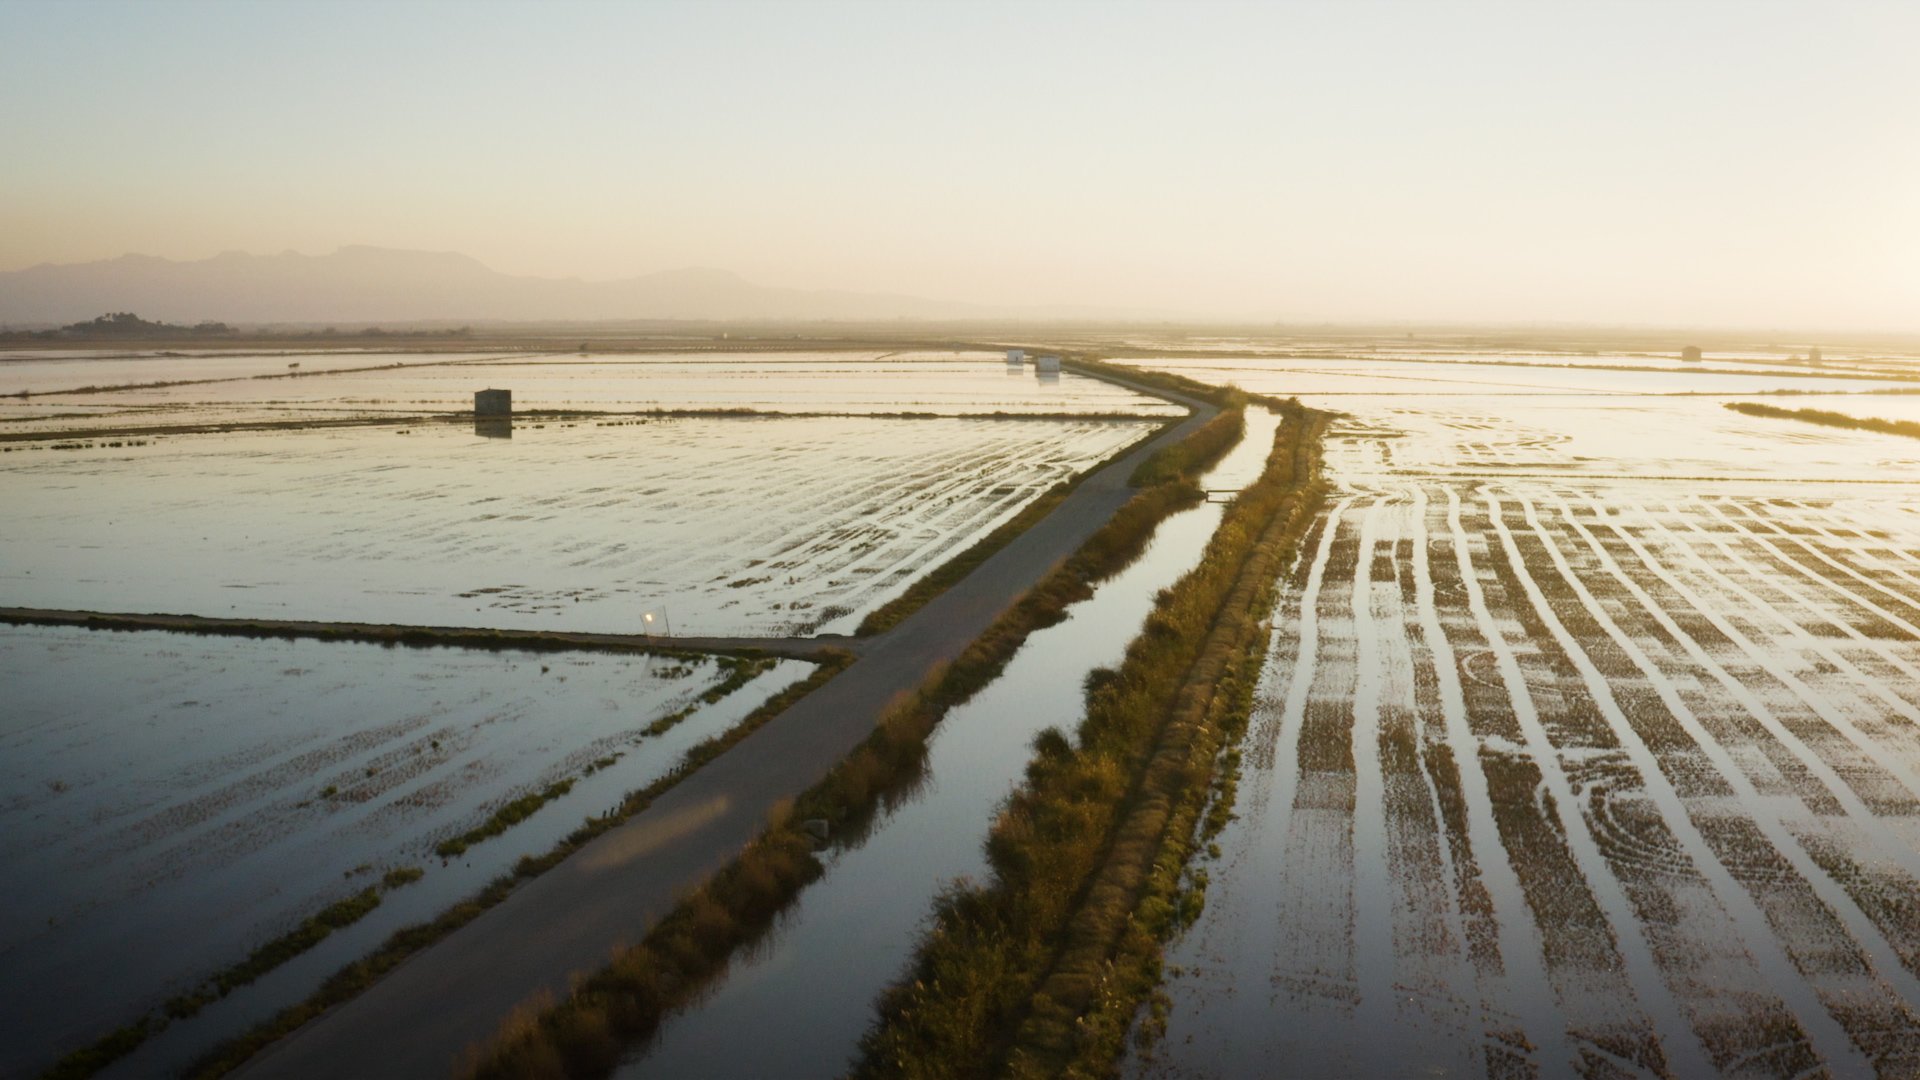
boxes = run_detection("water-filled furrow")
[1536,490,1920,1066]
[1700,499,1920,641]
[1718,498,1920,620]
[1451,485,1708,1077]
[1573,494,1920,879]
[1656,500,1920,754]
[1491,488,1867,1074]
[1408,483,1575,1072]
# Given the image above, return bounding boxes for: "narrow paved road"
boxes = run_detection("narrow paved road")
[233,372,1216,1079]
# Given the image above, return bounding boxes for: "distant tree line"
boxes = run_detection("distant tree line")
[0,311,235,341]
[63,312,235,335]
[0,314,475,342]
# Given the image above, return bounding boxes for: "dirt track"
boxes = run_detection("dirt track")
[213,374,1215,1079]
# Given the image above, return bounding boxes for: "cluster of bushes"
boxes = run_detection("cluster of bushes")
[855,406,1327,1080]
[459,399,1265,1079]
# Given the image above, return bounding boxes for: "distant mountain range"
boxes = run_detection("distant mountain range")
[0,246,1003,326]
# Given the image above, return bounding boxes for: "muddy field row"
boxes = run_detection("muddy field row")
[1142,478,1920,1077]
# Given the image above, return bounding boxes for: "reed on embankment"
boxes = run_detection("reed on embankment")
[854,405,1328,1080]
[1726,400,1920,441]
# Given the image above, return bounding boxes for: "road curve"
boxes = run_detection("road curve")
[231,372,1217,1079]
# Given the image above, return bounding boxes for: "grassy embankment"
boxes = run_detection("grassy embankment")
[1726,400,1920,440]
[854,405,1329,1080]
[158,653,849,1080]
[458,401,1254,1078]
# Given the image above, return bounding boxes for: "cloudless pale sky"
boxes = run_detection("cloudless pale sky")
[2,0,1915,329]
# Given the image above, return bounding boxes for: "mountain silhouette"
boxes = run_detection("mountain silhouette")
[0,246,987,325]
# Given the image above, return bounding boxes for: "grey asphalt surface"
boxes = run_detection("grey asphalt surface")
[229,372,1215,1079]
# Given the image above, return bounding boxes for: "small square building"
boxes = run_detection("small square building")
[475,388,512,416]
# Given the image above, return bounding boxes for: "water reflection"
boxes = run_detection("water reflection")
[473,416,513,439]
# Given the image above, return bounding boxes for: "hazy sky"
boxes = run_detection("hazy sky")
[3,0,1916,329]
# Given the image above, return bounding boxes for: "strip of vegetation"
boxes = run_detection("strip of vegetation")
[1725,400,1920,440]
[437,656,779,858]
[457,394,1267,1079]
[853,407,1328,1080]
[183,654,847,1079]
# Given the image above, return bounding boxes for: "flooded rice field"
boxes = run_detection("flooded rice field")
[1111,354,1919,398]
[2,351,1176,439]
[0,414,1153,635]
[0,350,529,397]
[611,410,1278,1079]
[1124,354,1920,1077]
[0,622,809,1075]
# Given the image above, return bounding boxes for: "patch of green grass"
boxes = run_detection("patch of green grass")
[381,866,425,890]
[437,782,576,859]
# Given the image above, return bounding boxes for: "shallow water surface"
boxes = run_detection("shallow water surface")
[0,623,808,1076]
[1131,360,1920,1078]
[0,415,1154,636]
